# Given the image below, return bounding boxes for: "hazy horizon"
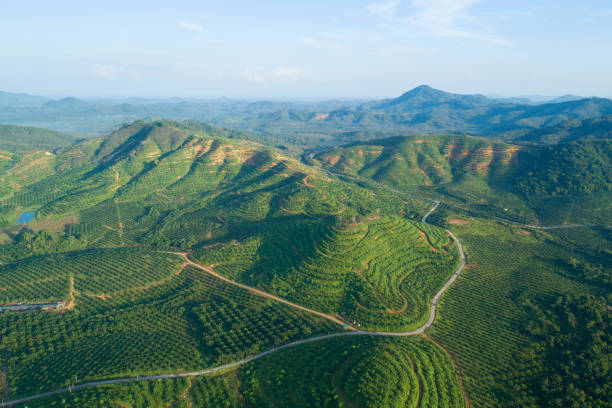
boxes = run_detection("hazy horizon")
[0,84,603,103]
[2,0,612,99]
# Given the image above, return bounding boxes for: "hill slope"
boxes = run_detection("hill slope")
[310,135,612,224]
[505,115,612,144]
[0,124,77,152]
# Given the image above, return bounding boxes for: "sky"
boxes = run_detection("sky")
[1,0,612,99]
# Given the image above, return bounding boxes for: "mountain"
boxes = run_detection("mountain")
[0,90,49,107]
[1,86,612,146]
[310,134,519,189]
[1,120,610,408]
[504,115,612,144]
[546,94,583,104]
[0,124,77,152]
[310,134,612,224]
[42,97,93,111]
[211,86,612,145]
[359,85,494,112]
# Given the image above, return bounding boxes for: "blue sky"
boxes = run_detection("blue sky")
[2,0,612,99]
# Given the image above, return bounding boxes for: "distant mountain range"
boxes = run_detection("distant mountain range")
[0,86,611,145]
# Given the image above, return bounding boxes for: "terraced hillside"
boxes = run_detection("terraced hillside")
[0,120,468,406]
[15,336,466,408]
[311,135,612,224]
[311,134,521,189]
[2,119,606,407]
[193,215,459,331]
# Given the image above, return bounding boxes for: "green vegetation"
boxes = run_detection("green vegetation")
[516,294,610,407]
[18,336,465,408]
[0,124,76,152]
[517,139,612,196]
[0,264,338,399]
[428,212,610,407]
[312,135,612,224]
[507,114,612,144]
[1,119,609,407]
[240,336,465,408]
[193,215,459,331]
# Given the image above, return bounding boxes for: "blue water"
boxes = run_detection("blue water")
[17,211,36,223]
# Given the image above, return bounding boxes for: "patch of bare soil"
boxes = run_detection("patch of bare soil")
[88,294,112,300]
[448,218,472,226]
[517,230,532,235]
[65,276,76,310]
[29,215,78,233]
[417,229,439,253]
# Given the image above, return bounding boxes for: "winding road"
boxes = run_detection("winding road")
[1,201,466,407]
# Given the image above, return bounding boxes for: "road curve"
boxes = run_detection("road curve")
[1,201,466,407]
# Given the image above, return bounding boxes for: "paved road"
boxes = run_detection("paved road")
[421,200,440,223]
[0,302,64,312]
[0,201,465,407]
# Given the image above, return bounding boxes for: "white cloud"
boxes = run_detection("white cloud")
[273,65,301,79]
[242,67,264,84]
[177,20,204,32]
[366,1,400,19]
[404,0,513,45]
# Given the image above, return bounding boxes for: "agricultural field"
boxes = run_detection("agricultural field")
[428,213,611,407]
[0,120,609,407]
[17,336,466,408]
[0,264,339,399]
[192,214,460,331]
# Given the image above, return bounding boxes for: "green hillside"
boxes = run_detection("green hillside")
[502,115,612,144]
[311,135,612,225]
[0,124,76,152]
[17,336,465,408]
[193,215,459,331]
[1,120,609,408]
[517,139,612,196]
[311,134,520,189]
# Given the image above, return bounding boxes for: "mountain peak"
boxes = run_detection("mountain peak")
[400,85,441,97]
[371,85,492,111]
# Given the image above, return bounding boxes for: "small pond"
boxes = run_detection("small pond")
[17,211,36,223]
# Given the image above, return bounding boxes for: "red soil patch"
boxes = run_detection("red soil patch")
[448,218,472,226]
[29,215,78,233]
[243,155,257,166]
[64,277,76,310]
[314,113,330,120]
[517,230,532,235]
[89,293,112,300]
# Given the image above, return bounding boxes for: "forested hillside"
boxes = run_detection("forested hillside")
[0,120,609,408]
[502,115,612,144]
[0,124,76,152]
[310,135,612,224]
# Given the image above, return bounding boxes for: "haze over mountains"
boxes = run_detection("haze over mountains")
[2,85,612,146]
